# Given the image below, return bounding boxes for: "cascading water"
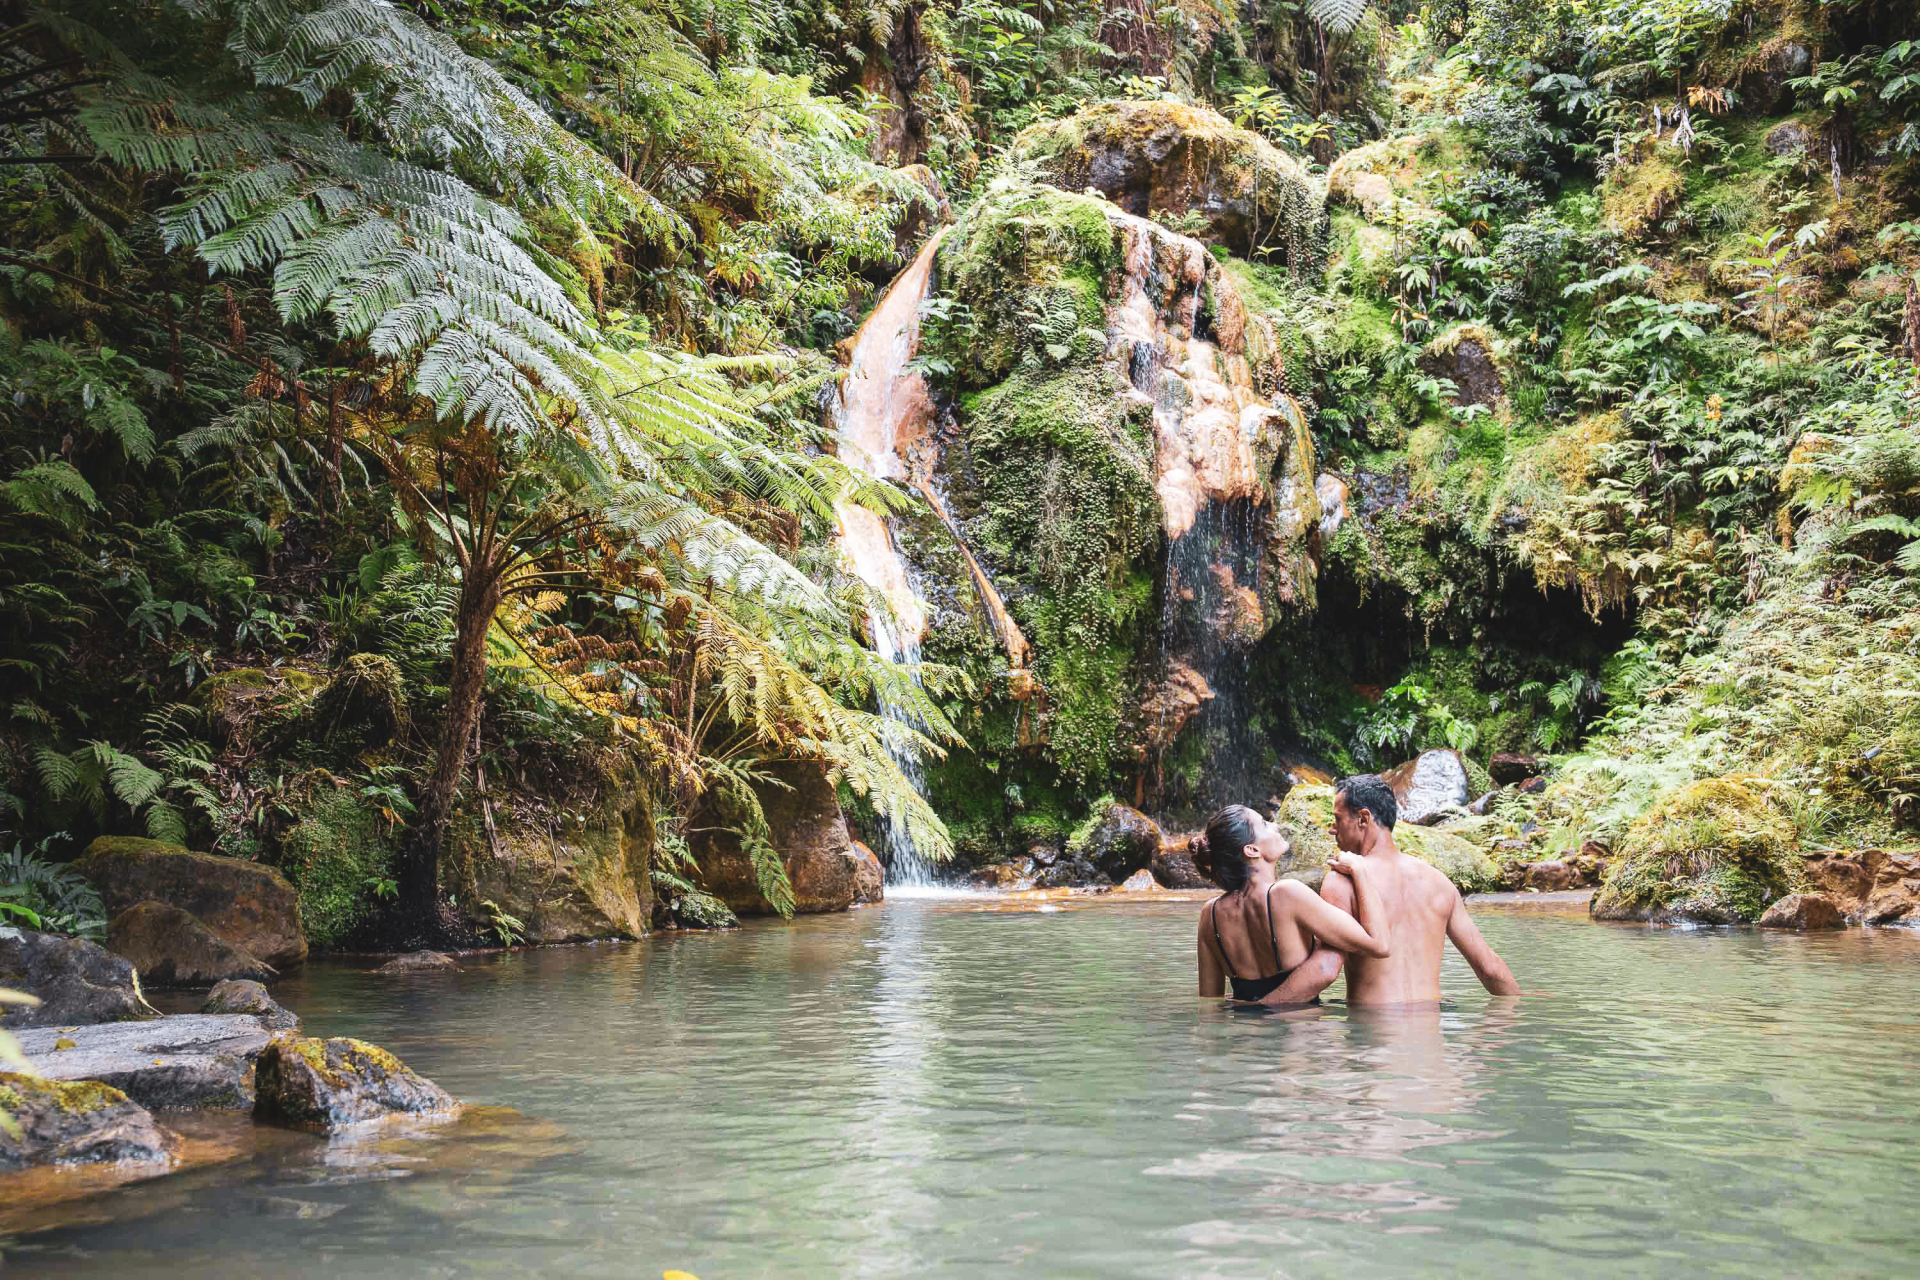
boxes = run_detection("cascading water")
[831,234,946,888]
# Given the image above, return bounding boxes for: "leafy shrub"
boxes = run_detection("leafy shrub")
[0,843,107,943]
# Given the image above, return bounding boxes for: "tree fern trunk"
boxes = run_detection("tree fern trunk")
[399,564,505,926]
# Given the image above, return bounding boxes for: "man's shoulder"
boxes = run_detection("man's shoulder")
[1389,847,1463,901]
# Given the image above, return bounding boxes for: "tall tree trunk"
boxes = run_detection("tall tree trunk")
[398,564,505,925]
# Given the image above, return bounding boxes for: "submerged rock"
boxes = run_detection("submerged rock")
[201,979,298,1029]
[18,1013,273,1110]
[1759,894,1845,930]
[0,928,157,1029]
[75,836,307,969]
[254,1036,456,1132]
[108,901,276,988]
[1382,750,1471,825]
[692,762,860,916]
[850,841,885,905]
[1073,803,1164,882]
[377,950,459,973]
[0,1073,177,1171]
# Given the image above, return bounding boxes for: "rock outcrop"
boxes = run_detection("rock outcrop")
[18,1013,274,1110]
[0,928,157,1029]
[1010,100,1324,264]
[108,901,276,988]
[254,1036,457,1131]
[1758,893,1845,930]
[691,761,860,916]
[1800,847,1920,924]
[1149,845,1214,889]
[1382,750,1472,825]
[0,1073,177,1171]
[1489,753,1539,787]
[201,979,298,1029]
[1072,803,1163,882]
[75,837,307,969]
[850,841,885,905]
[463,801,654,943]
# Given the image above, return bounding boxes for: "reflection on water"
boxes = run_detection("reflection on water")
[7,904,1920,1278]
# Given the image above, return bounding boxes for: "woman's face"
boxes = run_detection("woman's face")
[1243,811,1291,866]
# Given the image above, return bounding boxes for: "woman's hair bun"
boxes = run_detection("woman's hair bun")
[1187,832,1209,856]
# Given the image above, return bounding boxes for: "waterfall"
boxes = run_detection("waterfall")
[1105,210,1311,806]
[832,234,945,887]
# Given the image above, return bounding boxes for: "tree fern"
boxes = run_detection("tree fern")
[1308,0,1373,36]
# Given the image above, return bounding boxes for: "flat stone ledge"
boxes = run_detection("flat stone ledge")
[17,1013,273,1110]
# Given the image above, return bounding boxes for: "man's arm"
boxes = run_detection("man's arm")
[1446,893,1520,995]
[1259,872,1351,1005]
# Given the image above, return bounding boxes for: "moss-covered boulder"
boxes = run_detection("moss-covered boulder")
[1069,802,1164,881]
[1276,784,1497,892]
[303,652,409,753]
[108,901,276,988]
[253,1036,456,1132]
[690,762,860,916]
[201,978,297,1029]
[1590,776,1800,923]
[1009,100,1324,267]
[460,795,655,943]
[75,837,307,969]
[275,783,397,950]
[0,1073,177,1170]
[0,928,157,1029]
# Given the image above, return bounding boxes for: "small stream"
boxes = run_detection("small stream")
[8,901,1920,1277]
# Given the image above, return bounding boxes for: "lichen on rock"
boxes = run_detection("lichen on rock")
[254,1035,457,1132]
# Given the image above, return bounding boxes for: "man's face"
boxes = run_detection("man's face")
[1332,791,1366,854]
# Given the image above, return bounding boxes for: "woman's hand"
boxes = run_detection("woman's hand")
[1328,852,1367,879]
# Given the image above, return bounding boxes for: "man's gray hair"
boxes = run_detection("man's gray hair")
[1336,774,1397,831]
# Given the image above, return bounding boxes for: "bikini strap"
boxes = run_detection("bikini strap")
[1263,882,1285,974]
[1207,897,1237,980]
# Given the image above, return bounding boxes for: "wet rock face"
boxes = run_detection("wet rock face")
[691,761,857,916]
[16,1013,273,1110]
[0,1072,177,1171]
[1382,750,1471,825]
[1032,852,1112,890]
[201,979,297,1030]
[1590,893,1747,925]
[1421,332,1503,407]
[1765,121,1812,158]
[109,901,276,989]
[254,1036,456,1132]
[1074,803,1164,882]
[1800,848,1920,924]
[467,798,654,943]
[75,836,307,969]
[0,928,157,1029]
[1759,893,1845,930]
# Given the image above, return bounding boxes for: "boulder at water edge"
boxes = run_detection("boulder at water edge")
[850,841,885,905]
[377,950,460,973]
[201,978,298,1029]
[1382,750,1472,825]
[1800,847,1920,924]
[0,927,157,1029]
[108,901,276,988]
[0,1073,177,1170]
[75,837,307,968]
[1758,894,1845,930]
[17,1013,274,1110]
[1276,784,1496,893]
[690,762,858,916]
[1150,845,1214,889]
[254,1036,457,1131]
[1073,803,1164,882]
[1119,869,1161,892]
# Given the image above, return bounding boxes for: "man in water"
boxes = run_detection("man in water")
[1259,774,1519,1005]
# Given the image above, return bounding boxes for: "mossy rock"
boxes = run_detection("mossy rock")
[75,837,307,969]
[304,652,409,753]
[254,1036,456,1132]
[1276,784,1498,893]
[1009,100,1325,268]
[1591,775,1800,923]
[276,786,397,950]
[0,1071,177,1170]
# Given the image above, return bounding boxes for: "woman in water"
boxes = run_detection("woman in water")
[1195,804,1392,1002]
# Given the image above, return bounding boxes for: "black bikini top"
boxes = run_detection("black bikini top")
[1209,882,1293,1002]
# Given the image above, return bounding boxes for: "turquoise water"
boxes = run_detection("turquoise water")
[7,898,1920,1277]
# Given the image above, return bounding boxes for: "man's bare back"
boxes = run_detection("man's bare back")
[1261,777,1518,1006]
